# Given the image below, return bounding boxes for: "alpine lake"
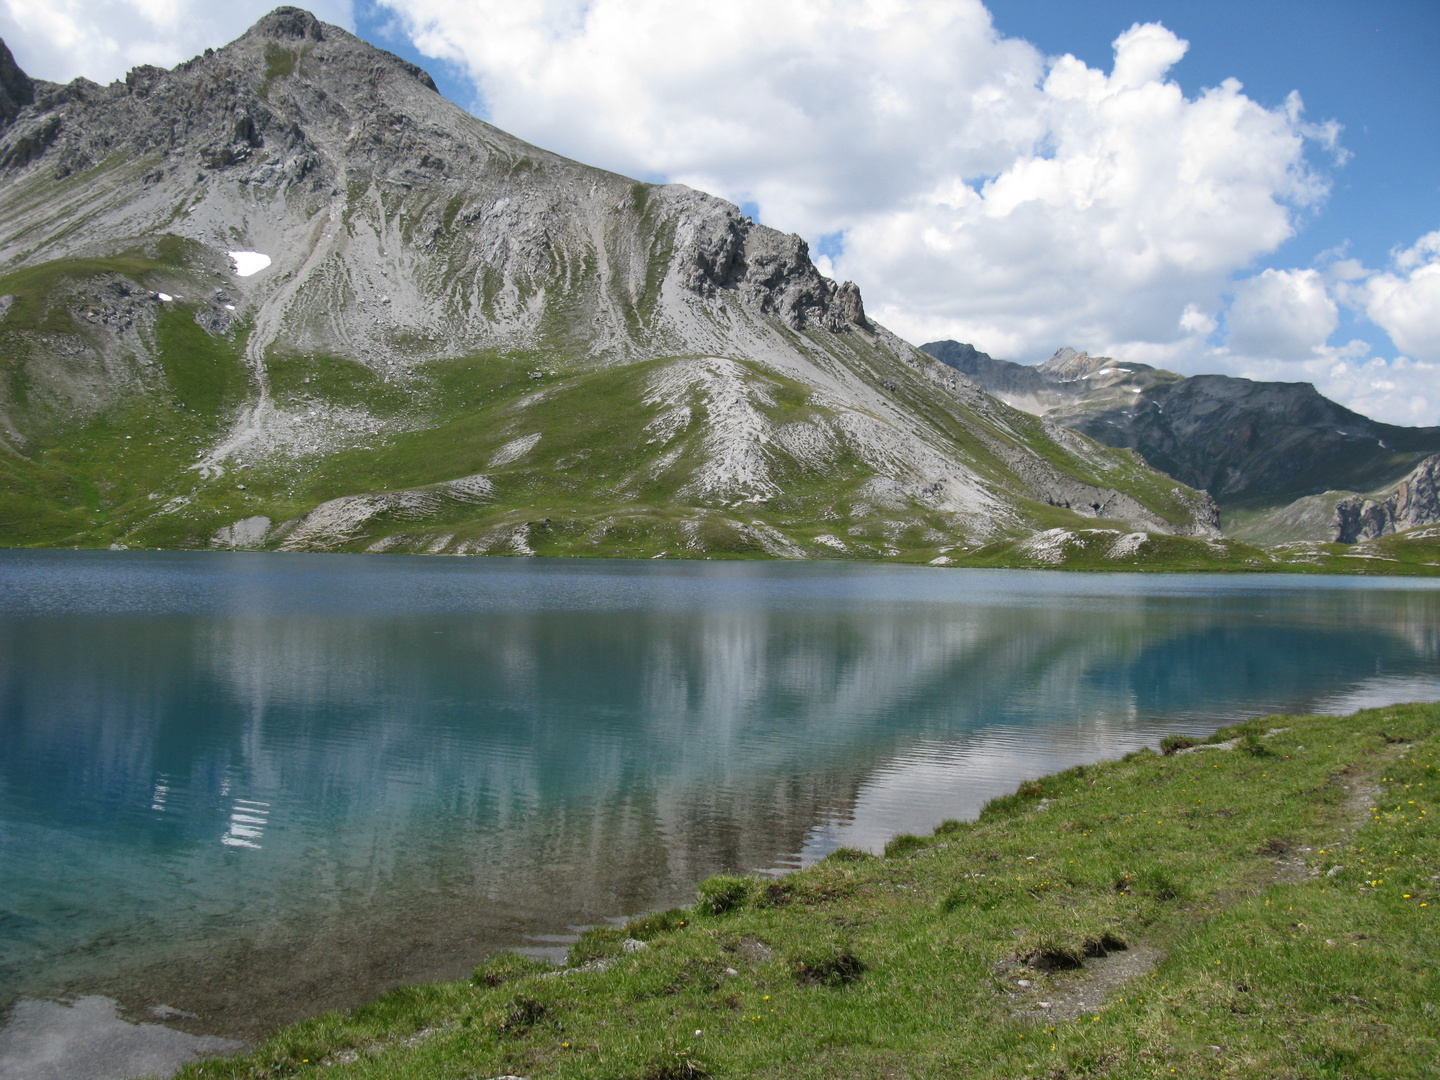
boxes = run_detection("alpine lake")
[2,550,1439,1041]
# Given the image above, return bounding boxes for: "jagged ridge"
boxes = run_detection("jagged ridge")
[924,340,1440,518]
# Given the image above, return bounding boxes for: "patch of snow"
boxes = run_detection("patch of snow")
[228,251,272,277]
[156,292,173,302]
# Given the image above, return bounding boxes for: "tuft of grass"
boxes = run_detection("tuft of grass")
[1242,732,1276,757]
[470,952,551,988]
[1160,733,1198,755]
[939,881,1004,913]
[694,874,754,916]
[567,925,625,966]
[495,993,547,1037]
[623,909,689,940]
[1018,935,1085,971]
[635,1051,707,1080]
[824,846,874,863]
[882,833,929,859]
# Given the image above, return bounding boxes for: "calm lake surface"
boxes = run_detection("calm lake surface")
[3,551,1440,1037]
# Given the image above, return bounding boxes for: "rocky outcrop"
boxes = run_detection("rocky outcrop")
[671,199,867,331]
[1334,455,1440,543]
[270,474,496,551]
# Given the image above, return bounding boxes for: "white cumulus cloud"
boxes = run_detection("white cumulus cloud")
[1359,231,1440,363]
[1226,268,1338,362]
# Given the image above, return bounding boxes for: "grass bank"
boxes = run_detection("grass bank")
[184,704,1439,1079]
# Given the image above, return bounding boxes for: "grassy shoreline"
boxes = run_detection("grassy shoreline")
[183,703,1439,1080]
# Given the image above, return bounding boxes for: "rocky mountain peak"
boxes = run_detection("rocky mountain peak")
[925,339,1440,523]
[1038,347,1114,381]
[248,6,328,42]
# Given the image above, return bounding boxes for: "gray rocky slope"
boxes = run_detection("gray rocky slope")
[924,341,1440,531]
[0,10,1217,557]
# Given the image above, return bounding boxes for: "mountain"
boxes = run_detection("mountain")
[922,341,1440,536]
[0,10,1224,560]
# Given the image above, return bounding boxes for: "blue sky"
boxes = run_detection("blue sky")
[986,0,1440,362]
[2,0,1437,423]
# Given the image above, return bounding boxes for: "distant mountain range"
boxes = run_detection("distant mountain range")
[0,8,1226,562]
[922,340,1440,544]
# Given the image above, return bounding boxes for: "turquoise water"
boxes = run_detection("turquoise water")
[2,551,1439,1036]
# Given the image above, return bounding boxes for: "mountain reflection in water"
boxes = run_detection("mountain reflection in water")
[1,552,1438,1037]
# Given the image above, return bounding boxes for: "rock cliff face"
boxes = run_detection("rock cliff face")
[0,10,1217,557]
[1334,455,1440,543]
[925,340,1440,516]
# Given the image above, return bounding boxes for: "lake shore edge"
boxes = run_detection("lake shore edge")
[177,701,1439,1080]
